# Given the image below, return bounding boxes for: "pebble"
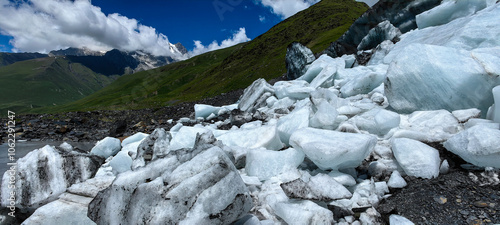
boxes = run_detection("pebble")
[434,196,447,204]
[474,201,489,208]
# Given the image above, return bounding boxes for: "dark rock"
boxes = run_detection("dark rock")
[285,42,316,80]
[322,0,441,57]
[109,120,127,137]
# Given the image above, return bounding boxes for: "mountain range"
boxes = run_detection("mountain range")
[0,43,188,113]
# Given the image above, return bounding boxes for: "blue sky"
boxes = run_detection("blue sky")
[0,0,375,57]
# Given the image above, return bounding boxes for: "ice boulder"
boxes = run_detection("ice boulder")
[1,145,103,209]
[195,104,222,119]
[273,80,315,100]
[132,128,172,169]
[395,110,459,142]
[385,44,500,114]
[493,85,500,123]
[391,138,441,179]
[238,78,274,112]
[276,106,310,145]
[357,20,402,51]
[88,136,252,224]
[290,128,377,170]
[309,57,345,89]
[217,124,284,150]
[121,132,148,147]
[340,69,386,98]
[109,151,133,174]
[274,200,334,225]
[245,148,305,181]
[452,108,481,123]
[416,0,496,29]
[309,98,339,130]
[389,214,415,225]
[90,137,121,158]
[387,171,407,188]
[169,126,210,150]
[280,173,352,201]
[444,126,500,168]
[298,54,338,83]
[285,42,316,80]
[354,108,400,136]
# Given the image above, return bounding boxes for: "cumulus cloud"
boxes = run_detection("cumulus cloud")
[256,0,320,19]
[0,0,185,58]
[189,27,250,56]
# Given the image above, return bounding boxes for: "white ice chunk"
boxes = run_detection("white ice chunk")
[91,137,121,158]
[274,200,334,225]
[276,106,310,145]
[395,110,459,142]
[444,126,500,168]
[389,214,415,225]
[452,108,481,123]
[387,171,407,188]
[273,80,315,100]
[464,118,500,130]
[440,160,450,174]
[290,128,377,170]
[169,126,210,150]
[309,99,338,130]
[238,78,274,112]
[121,132,148,147]
[109,151,133,174]
[416,0,495,29]
[341,54,356,68]
[194,104,221,119]
[354,108,400,136]
[217,124,284,150]
[309,57,345,89]
[59,142,73,152]
[329,170,356,186]
[391,138,441,179]
[367,40,394,66]
[340,70,386,98]
[245,148,305,181]
[385,44,500,114]
[298,54,337,83]
[493,86,500,123]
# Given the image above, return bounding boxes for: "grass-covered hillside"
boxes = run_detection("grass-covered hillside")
[33,0,368,113]
[0,57,116,113]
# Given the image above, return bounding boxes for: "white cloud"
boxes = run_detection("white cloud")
[0,0,185,58]
[259,15,266,22]
[189,27,250,56]
[256,0,320,19]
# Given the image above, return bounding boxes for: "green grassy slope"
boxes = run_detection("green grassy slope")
[0,57,116,113]
[33,0,368,113]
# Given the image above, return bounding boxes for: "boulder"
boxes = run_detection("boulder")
[285,42,316,80]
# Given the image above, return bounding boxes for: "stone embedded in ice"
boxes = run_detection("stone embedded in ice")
[195,104,222,119]
[246,148,305,181]
[281,173,352,201]
[444,125,500,168]
[391,138,441,179]
[354,108,400,136]
[90,137,121,158]
[395,110,459,142]
[389,214,415,225]
[387,170,407,188]
[109,151,133,174]
[416,0,495,29]
[358,20,402,51]
[452,108,481,123]
[464,118,500,130]
[276,107,310,145]
[328,170,356,186]
[385,43,500,114]
[273,80,315,100]
[88,137,252,225]
[290,128,377,170]
[217,124,284,150]
[169,126,210,150]
[285,42,316,80]
[274,200,334,225]
[1,145,103,209]
[238,78,274,112]
[493,85,500,123]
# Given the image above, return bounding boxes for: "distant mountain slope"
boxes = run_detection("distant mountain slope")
[0,57,116,113]
[33,0,368,113]
[0,52,48,67]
